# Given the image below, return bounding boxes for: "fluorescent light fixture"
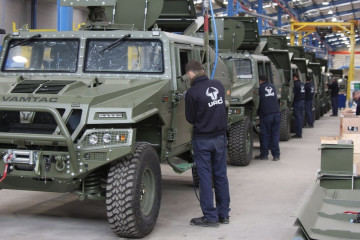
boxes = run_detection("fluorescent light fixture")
[328,9,333,14]
[322,0,329,5]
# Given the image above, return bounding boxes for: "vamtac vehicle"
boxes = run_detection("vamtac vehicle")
[260,34,296,141]
[0,0,236,238]
[210,17,261,166]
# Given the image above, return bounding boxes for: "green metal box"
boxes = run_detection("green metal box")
[320,143,353,172]
[319,142,355,189]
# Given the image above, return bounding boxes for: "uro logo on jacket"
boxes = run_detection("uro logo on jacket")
[311,87,315,93]
[265,86,275,97]
[301,85,305,93]
[206,87,223,107]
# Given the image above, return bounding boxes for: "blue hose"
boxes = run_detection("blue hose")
[209,0,218,80]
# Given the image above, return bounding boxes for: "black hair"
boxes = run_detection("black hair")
[185,60,204,73]
[259,75,268,82]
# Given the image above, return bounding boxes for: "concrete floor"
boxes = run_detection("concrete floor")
[0,113,340,240]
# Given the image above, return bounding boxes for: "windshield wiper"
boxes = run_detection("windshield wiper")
[10,34,41,48]
[99,33,131,54]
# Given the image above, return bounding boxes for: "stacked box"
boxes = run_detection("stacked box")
[339,109,360,175]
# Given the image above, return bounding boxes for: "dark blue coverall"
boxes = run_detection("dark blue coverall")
[185,74,230,223]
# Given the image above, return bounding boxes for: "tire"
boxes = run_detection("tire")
[280,108,291,141]
[315,101,320,120]
[320,102,324,117]
[228,116,253,166]
[106,143,161,238]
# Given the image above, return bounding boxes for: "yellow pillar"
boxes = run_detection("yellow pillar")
[347,22,355,100]
[290,20,295,46]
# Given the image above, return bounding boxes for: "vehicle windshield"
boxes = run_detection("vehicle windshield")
[3,39,79,72]
[234,59,252,79]
[84,39,164,73]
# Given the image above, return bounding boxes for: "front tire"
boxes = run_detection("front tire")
[280,107,291,141]
[106,143,161,238]
[228,116,253,166]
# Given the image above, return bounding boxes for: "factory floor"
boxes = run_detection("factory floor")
[0,112,340,240]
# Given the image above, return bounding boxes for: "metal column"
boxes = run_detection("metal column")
[57,0,73,31]
[257,0,263,35]
[227,0,235,17]
[31,0,37,29]
[277,7,282,34]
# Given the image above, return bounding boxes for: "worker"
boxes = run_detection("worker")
[255,75,280,161]
[328,77,339,116]
[184,60,230,228]
[353,90,360,115]
[292,74,305,138]
[304,76,315,128]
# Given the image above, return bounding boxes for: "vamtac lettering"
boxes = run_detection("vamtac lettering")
[2,96,59,102]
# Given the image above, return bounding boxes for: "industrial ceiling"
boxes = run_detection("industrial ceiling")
[193,0,360,50]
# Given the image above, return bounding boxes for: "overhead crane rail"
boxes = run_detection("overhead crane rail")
[290,20,357,100]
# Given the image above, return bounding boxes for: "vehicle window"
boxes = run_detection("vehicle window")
[234,59,252,79]
[3,39,79,72]
[85,39,164,73]
[179,50,190,76]
[257,62,265,77]
[265,62,273,83]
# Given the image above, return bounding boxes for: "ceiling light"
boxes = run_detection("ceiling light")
[331,17,337,22]
[328,9,333,14]
[322,0,330,5]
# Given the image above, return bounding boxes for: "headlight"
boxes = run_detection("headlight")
[79,129,133,149]
[88,134,98,145]
[103,133,111,143]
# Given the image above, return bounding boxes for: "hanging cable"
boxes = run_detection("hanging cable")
[209,0,218,80]
[0,153,13,183]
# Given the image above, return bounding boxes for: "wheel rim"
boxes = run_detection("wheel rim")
[140,167,156,216]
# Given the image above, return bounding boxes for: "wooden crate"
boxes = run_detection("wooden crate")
[354,153,360,175]
[340,115,360,136]
[320,136,340,144]
[342,134,360,153]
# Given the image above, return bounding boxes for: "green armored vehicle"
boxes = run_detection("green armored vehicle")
[304,51,326,119]
[317,58,331,113]
[209,17,260,166]
[260,34,297,141]
[208,17,292,165]
[0,0,235,238]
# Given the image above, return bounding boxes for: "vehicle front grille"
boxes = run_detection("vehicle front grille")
[11,80,74,94]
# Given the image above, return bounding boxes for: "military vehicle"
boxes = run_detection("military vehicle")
[0,0,237,238]
[304,51,326,120]
[208,16,260,166]
[207,17,293,165]
[317,58,331,113]
[260,34,297,141]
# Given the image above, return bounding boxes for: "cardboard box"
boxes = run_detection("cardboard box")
[342,134,360,153]
[342,108,356,116]
[320,136,340,144]
[340,115,360,136]
[354,153,360,175]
